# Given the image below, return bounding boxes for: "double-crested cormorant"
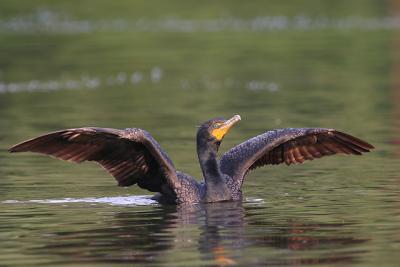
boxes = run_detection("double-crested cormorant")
[9,115,374,204]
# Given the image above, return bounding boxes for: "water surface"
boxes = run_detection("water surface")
[1,1,399,266]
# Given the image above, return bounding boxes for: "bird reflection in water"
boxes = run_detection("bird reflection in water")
[28,202,369,266]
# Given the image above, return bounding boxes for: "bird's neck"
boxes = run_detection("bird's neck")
[196,137,232,202]
[196,139,221,180]
[197,142,232,202]
[197,146,222,184]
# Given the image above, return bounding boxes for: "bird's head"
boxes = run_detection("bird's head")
[197,115,241,150]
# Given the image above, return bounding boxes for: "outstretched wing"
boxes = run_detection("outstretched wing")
[9,127,179,193]
[220,128,374,187]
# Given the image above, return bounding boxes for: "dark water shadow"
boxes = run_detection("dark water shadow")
[27,201,369,266]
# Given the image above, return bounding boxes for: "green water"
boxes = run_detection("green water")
[1,1,400,266]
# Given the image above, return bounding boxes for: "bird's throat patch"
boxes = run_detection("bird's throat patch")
[211,128,229,141]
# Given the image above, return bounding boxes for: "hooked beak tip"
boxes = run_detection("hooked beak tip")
[226,114,241,125]
[232,114,241,121]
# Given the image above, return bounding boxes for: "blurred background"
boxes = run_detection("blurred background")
[1,1,400,266]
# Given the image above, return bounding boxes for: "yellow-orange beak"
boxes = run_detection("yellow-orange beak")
[211,115,241,141]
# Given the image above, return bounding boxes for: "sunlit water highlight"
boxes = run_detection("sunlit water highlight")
[2,195,157,206]
[2,9,400,33]
[0,70,279,94]
[2,196,265,206]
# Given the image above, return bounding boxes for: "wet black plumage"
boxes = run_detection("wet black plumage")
[9,115,374,204]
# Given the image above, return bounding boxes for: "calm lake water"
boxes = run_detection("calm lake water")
[1,1,400,266]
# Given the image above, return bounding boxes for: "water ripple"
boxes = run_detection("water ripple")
[1,9,400,34]
[2,195,158,206]
[0,71,279,94]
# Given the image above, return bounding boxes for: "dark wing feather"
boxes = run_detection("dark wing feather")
[220,128,374,186]
[9,127,178,193]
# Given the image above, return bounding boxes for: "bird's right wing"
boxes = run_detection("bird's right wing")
[219,128,374,188]
[9,127,180,193]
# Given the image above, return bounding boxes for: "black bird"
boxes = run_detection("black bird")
[9,115,374,204]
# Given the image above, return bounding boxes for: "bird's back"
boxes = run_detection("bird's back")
[174,171,204,204]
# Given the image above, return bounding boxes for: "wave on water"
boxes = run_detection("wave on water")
[2,9,400,34]
[244,197,265,205]
[3,196,265,206]
[0,70,279,94]
[3,195,158,206]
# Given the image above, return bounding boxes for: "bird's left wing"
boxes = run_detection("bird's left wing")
[219,128,374,187]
